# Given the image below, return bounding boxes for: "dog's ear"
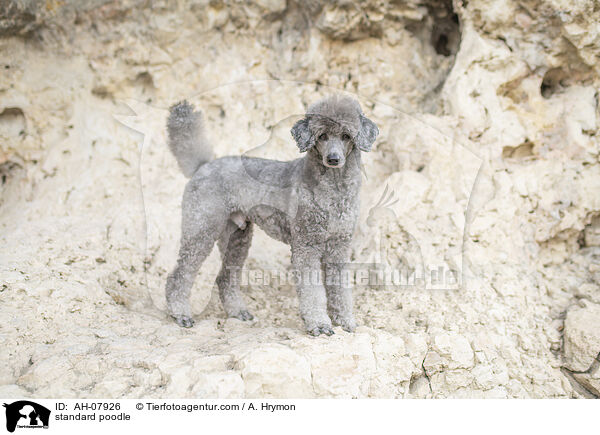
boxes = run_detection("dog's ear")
[356,115,379,152]
[291,117,314,152]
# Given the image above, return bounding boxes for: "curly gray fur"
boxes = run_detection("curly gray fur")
[165,95,378,336]
[167,100,214,177]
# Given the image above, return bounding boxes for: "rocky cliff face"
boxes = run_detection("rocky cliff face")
[0,0,598,398]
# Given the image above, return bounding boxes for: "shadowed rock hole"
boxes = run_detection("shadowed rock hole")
[541,67,569,99]
[0,161,22,185]
[502,140,535,160]
[429,0,460,56]
[0,107,26,138]
[580,215,600,248]
[92,86,111,99]
[132,72,155,95]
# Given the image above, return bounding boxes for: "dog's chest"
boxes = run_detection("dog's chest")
[296,182,359,239]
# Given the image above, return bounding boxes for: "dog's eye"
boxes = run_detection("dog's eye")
[342,133,351,141]
[319,133,328,141]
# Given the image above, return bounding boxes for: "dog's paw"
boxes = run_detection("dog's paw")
[173,315,195,328]
[330,312,356,333]
[307,325,335,337]
[232,310,254,321]
[340,321,356,333]
[333,317,356,333]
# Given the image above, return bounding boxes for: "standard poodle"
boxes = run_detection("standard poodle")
[165,95,378,336]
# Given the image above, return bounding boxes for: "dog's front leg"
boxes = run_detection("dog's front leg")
[291,245,334,336]
[323,243,356,332]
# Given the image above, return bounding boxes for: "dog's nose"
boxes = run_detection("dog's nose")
[327,154,340,166]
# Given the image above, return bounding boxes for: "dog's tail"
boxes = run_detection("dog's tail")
[167,101,214,177]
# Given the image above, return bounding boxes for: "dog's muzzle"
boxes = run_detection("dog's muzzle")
[326,153,341,166]
[322,138,346,168]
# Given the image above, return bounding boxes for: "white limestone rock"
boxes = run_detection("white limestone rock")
[564,304,600,372]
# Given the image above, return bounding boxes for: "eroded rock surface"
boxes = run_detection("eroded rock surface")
[0,0,599,398]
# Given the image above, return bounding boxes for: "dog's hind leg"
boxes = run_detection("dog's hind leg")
[166,235,216,327]
[166,194,228,327]
[216,218,254,321]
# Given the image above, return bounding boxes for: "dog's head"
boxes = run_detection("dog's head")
[291,95,379,168]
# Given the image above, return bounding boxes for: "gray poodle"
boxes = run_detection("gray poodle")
[165,95,378,336]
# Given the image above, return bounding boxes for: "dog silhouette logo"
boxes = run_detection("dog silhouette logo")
[3,401,50,432]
